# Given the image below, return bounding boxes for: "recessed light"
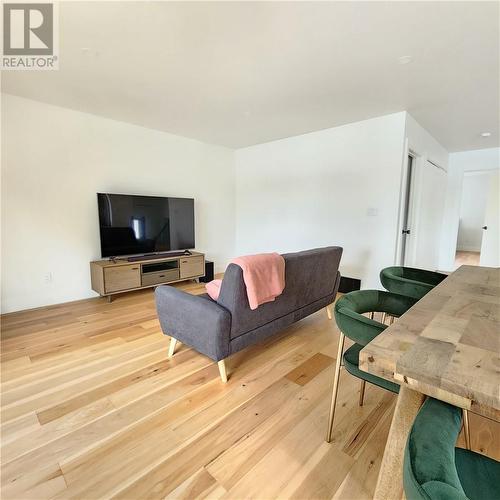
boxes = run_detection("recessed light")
[398,55,413,65]
[481,132,491,137]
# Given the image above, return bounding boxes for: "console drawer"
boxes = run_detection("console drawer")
[142,269,180,287]
[179,256,205,279]
[104,265,141,293]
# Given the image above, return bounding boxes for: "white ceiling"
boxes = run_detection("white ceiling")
[2,1,498,151]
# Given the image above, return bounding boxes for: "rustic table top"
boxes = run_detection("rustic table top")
[360,265,500,420]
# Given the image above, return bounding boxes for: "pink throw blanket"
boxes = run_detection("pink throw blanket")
[205,279,222,301]
[231,253,285,310]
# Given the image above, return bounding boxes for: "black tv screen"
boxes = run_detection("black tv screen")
[97,193,195,258]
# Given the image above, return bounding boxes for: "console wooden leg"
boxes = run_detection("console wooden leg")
[218,359,228,383]
[168,338,178,358]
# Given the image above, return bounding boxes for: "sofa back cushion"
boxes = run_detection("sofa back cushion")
[217,246,343,339]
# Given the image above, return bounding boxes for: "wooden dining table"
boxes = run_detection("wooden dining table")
[359,265,500,500]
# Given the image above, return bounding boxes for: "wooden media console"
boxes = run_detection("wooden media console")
[90,252,205,301]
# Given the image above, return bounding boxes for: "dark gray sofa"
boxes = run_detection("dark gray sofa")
[155,246,343,381]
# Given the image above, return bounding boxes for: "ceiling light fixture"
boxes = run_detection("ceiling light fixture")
[481,132,491,137]
[398,55,413,65]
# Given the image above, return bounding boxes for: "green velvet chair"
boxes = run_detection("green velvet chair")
[380,266,447,300]
[379,266,478,449]
[404,397,500,500]
[325,289,418,442]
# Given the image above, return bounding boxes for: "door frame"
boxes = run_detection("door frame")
[394,144,421,267]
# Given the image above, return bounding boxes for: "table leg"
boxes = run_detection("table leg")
[374,386,425,500]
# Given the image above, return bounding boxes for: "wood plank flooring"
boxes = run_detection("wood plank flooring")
[454,250,480,268]
[1,282,498,499]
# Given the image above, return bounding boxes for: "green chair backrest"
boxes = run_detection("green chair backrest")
[404,398,469,500]
[380,266,447,300]
[334,290,417,346]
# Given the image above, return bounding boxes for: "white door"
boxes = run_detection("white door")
[407,159,447,270]
[479,171,500,266]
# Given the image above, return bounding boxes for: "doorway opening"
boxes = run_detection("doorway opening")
[454,170,497,269]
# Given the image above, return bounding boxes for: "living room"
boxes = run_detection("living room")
[1,2,499,499]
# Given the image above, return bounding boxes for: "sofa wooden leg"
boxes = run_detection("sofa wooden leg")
[325,305,332,320]
[218,359,228,383]
[168,337,178,358]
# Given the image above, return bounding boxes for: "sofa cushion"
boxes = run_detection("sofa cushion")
[229,293,335,355]
[217,247,343,339]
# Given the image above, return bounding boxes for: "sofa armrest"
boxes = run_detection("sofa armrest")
[154,286,231,361]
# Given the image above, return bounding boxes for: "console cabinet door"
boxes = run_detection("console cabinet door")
[179,256,204,279]
[104,265,141,293]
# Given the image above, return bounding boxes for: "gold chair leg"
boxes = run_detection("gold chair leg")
[359,380,366,407]
[326,305,332,320]
[463,409,471,450]
[326,332,345,443]
[168,337,178,358]
[218,359,228,383]
[381,312,387,324]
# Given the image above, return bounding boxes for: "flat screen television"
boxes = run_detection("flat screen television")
[97,193,195,258]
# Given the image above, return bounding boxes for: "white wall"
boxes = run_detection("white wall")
[439,147,500,271]
[402,114,449,271]
[234,112,407,289]
[1,94,235,313]
[457,172,490,251]
[405,114,449,170]
[1,94,455,312]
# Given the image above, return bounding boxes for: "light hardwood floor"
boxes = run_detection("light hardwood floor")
[454,250,480,268]
[1,282,498,499]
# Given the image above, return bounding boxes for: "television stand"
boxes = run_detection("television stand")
[90,251,205,301]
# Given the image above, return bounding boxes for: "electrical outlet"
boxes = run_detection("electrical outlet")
[366,207,379,217]
[44,272,53,284]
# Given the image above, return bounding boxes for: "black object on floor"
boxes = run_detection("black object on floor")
[338,276,361,293]
[199,261,214,283]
